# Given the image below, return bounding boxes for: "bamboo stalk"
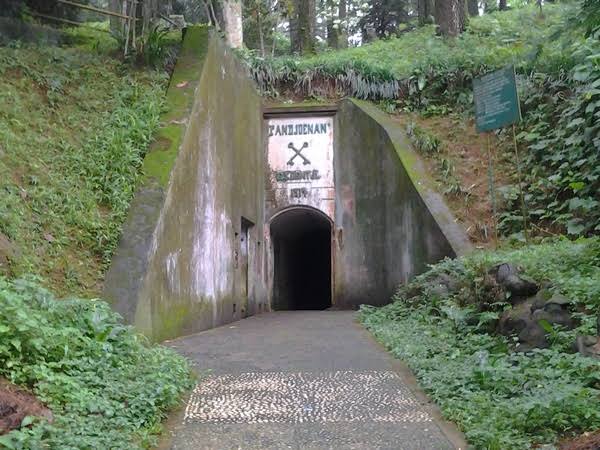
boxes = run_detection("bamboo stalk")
[124,0,131,56]
[132,0,137,52]
[30,12,112,33]
[512,124,530,243]
[56,0,137,20]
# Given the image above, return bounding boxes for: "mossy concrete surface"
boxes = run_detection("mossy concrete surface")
[333,99,471,308]
[105,27,470,340]
[104,28,267,341]
[142,26,210,189]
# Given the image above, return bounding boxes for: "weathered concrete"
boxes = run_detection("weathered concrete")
[104,27,267,341]
[333,100,471,308]
[162,312,465,450]
[105,28,471,340]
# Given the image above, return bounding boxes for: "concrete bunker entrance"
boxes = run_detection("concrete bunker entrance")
[270,207,332,311]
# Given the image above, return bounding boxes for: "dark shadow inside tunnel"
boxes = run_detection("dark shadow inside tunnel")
[270,207,332,311]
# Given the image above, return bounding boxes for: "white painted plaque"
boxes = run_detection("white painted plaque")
[267,116,335,218]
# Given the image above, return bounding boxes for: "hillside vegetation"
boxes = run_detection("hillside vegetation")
[0,23,193,449]
[0,277,193,449]
[246,2,600,240]
[0,27,166,297]
[361,238,600,449]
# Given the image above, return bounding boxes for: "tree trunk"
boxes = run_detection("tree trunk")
[418,0,435,25]
[468,0,479,16]
[435,0,461,37]
[110,0,124,34]
[290,0,315,55]
[326,0,338,48]
[459,0,468,30]
[257,8,265,56]
[339,0,348,48]
[499,0,507,11]
[221,0,243,48]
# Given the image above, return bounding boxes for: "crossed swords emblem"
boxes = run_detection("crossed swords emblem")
[287,142,311,166]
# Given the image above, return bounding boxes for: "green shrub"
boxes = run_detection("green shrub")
[360,238,600,449]
[0,277,194,449]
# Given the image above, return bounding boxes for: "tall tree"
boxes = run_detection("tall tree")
[338,0,348,48]
[418,0,435,25]
[326,0,339,48]
[459,0,468,30]
[322,0,348,48]
[467,0,478,16]
[221,0,244,48]
[290,0,316,54]
[359,0,409,40]
[435,0,461,36]
[499,0,507,11]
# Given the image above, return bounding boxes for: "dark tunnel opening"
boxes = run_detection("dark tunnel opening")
[270,208,332,311]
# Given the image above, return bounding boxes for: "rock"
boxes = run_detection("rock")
[517,323,549,351]
[494,263,519,284]
[532,307,576,330]
[530,288,553,312]
[576,335,600,359]
[498,294,576,350]
[498,300,549,350]
[426,272,461,299]
[503,274,538,298]
[546,293,571,306]
[498,300,534,336]
[489,263,538,299]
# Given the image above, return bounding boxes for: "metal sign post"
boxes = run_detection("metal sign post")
[474,65,529,243]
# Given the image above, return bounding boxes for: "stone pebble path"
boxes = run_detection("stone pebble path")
[163,311,465,450]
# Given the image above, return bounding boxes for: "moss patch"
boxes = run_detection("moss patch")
[141,26,210,188]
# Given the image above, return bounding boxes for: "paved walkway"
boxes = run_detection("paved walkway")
[163,311,465,450]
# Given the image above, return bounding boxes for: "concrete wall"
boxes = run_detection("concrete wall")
[333,99,471,308]
[104,28,267,341]
[106,28,470,339]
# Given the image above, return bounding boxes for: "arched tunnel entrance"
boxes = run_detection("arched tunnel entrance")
[270,207,332,311]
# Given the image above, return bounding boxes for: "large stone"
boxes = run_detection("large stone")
[498,300,534,336]
[498,293,576,350]
[498,300,549,350]
[532,307,576,330]
[489,263,538,299]
[545,293,571,307]
[530,288,552,312]
[427,273,462,299]
[576,335,600,359]
[517,322,549,351]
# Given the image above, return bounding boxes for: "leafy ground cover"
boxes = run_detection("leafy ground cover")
[360,238,600,449]
[0,277,194,449]
[0,26,167,296]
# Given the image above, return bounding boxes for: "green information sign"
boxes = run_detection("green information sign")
[473,66,522,133]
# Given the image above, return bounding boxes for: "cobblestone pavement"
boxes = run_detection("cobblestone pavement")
[163,311,465,450]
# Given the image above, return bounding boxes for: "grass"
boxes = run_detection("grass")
[360,238,600,449]
[0,277,194,449]
[0,25,168,297]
